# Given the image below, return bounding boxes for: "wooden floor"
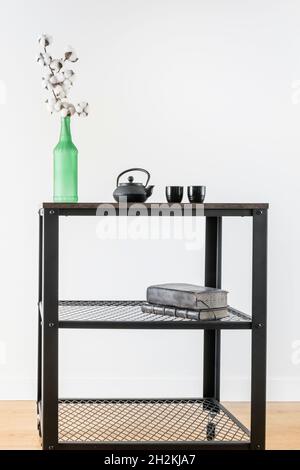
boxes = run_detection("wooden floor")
[0,401,299,450]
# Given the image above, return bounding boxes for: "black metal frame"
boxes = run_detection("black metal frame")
[37,205,268,450]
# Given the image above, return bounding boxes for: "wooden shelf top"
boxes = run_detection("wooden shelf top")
[43,202,269,210]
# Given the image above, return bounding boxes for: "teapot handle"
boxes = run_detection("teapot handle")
[116,168,150,187]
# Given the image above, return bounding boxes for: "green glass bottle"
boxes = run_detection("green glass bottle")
[53,116,78,203]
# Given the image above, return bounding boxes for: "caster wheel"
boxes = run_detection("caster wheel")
[206,422,216,441]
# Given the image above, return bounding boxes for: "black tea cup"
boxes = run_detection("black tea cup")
[165,186,184,203]
[187,186,206,203]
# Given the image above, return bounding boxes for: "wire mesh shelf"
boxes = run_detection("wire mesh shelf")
[59,301,251,328]
[58,398,249,443]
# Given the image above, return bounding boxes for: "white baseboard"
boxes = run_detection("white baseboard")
[0,376,299,400]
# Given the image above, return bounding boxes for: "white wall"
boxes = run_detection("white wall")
[0,0,299,400]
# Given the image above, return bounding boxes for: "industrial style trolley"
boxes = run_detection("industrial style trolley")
[37,202,268,450]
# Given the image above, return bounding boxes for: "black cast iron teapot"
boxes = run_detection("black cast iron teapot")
[113,168,154,203]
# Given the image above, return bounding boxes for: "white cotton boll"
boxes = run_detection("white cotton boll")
[46,96,56,112]
[55,72,65,83]
[64,69,74,80]
[63,78,72,90]
[62,88,70,98]
[64,46,78,62]
[81,111,87,117]
[43,53,52,65]
[42,79,49,90]
[56,85,67,99]
[38,34,53,48]
[45,97,57,113]
[46,96,56,106]
[54,101,63,112]
[54,84,63,95]
[39,37,46,48]
[62,101,71,109]
[49,75,58,85]
[55,88,66,100]
[50,59,63,72]
[42,71,52,81]
[64,70,75,83]
[61,108,69,118]
[46,81,55,91]
[64,46,72,56]
[75,104,83,114]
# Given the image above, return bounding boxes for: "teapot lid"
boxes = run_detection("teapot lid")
[119,176,143,186]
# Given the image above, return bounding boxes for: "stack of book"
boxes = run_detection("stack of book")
[142,283,229,320]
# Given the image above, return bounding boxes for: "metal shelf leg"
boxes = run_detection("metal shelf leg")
[250,209,267,450]
[37,212,43,414]
[42,209,59,450]
[203,217,222,401]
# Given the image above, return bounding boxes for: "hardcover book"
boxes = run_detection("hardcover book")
[146,283,228,310]
[141,303,229,321]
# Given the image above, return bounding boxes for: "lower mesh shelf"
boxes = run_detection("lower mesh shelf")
[58,398,249,443]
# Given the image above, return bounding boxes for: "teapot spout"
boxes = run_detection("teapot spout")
[146,185,154,199]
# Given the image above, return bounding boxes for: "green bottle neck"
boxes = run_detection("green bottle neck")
[59,116,72,142]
